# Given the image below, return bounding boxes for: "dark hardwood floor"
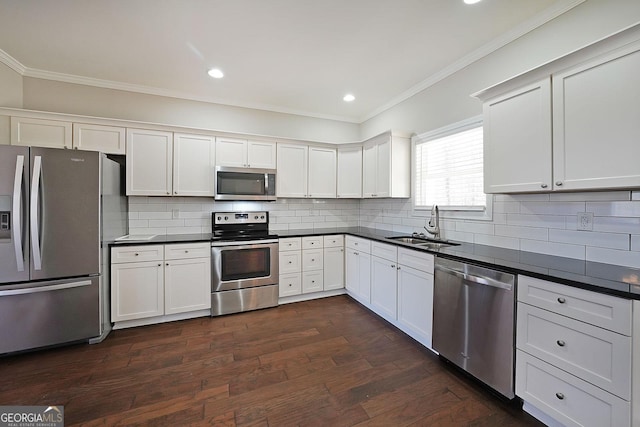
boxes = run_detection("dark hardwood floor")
[0,295,544,426]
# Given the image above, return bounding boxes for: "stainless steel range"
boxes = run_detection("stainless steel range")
[210,211,279,316]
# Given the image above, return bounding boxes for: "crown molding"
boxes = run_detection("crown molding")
[1,0,585,125]
[358,0,586,123]
[0,48,26,74]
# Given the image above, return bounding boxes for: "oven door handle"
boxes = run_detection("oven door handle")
[211,239,279,247]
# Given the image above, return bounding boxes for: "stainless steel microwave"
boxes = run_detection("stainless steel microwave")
[214,166,277,201]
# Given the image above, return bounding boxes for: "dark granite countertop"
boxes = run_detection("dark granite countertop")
[109,227,640,299]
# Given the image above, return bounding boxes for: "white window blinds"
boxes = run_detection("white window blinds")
[414,123,485,210]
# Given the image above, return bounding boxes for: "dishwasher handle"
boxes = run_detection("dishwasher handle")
[435,263,513,291]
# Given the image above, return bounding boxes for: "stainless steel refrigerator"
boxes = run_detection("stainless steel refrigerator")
[0,145,127,354]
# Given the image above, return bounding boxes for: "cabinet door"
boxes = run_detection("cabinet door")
[173,133,215,197]
[277,143,308,198]
[397,265,433,348]
[357,252,371,304]
[11,117,72,149]
[111,261,164,322]
[216,137,247,167]
[302,248,323,271]
[553,46,640,190]
[73,123,126,154]
[362,143,377,198]
[370,255,397,321]
[323,246,344,291]
[126,128,173,196]
[345,250,360,295]
[247,140,277,169]
[337,146,362,198]
[375,137,391,198]
[302,270,324,294]
[279,272,302,297]
[164,257,212,315]
[483,78,552,193]
[308,146,336,198]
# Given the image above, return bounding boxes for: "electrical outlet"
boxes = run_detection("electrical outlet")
[172,209,180,219]
[577,212,593,231]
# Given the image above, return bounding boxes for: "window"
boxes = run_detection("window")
[413,116,491,219]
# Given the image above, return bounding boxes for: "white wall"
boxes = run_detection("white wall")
[0,62,23,108]
[21,77,360,143]
[360,0,640,139]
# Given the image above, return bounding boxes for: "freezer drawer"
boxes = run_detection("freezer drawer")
[0,277,100,354]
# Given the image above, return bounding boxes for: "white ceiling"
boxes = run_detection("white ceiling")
[0,0,580,123]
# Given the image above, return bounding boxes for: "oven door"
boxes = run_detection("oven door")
[211,240,279,292]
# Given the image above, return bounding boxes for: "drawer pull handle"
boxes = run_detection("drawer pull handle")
[555,392,565,400]
[557,297,566,304]
[556,340,566,347]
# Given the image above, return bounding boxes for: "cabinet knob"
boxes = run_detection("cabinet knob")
[556,181,563,186]
[311,280,315,283]
[185,250,189,253]
[540,184,548,189]
[397,266,401,270]
[174,191,177,194]
[555,393,565,400]
[354,252,359,255]
[557,297,566,304]
[288,261,292,264]
[135,253,139,256]
[556,340,566,347]
[311,259,315,262]
[158,263,161,267]
[391,264,395,268]
[166,263,169,266]
[288,283,292,287]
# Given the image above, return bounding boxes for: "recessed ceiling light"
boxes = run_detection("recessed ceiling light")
[343,94,355,102]
[207,68,224,79]
[464,0,482,4]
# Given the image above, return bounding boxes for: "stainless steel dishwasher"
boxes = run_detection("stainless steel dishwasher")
[433,257,516,399]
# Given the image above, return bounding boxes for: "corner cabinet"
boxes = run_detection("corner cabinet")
[362,131,410,198]
[476,30,640,193]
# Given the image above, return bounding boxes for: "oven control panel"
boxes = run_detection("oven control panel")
[214,211,268,225]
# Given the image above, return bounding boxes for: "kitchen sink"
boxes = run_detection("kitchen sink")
[385,235,459,248]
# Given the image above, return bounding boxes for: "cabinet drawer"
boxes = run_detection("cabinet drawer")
[345,236,371,253]
[111,245,164,263]
[323,235,344,248]
[516,350,630,427]
[279,273,301,297]
[165,243,210,260]
[302,236,323,250]
[517,303,631,400]
[518,275,632,335]
[279,251,301,273]
[279,237,302,252]
[371,241,397,262]
[397,248,434,273]
[302,270,324,294]
[302,249,323,271]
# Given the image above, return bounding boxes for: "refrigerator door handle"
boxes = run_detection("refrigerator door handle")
[12,155,25,272]
[30,155,42,271]
[0,280,92,296]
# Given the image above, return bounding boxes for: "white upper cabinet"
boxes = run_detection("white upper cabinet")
[476,30,640,193]
[552,44,640,191]
[483,78,553,193]
[308,146,336,198]
[277,143,336,198]
[126,128,173,196]
[216,137,276,169]
[362,132,410,198]
[11,117,72,149]
[73,123,126,154]
[277,143,308,198]
[337,145,362,198]
[173,133,215,197]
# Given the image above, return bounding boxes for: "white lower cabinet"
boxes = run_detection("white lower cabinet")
[345,236,371,304]
[397,250,434,349]
[516,275,633,426]
[370,242,398,322]
[111,243,211,327]
[323,235,345,291]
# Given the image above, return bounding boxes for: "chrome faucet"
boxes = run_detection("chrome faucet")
[424,205,441,240]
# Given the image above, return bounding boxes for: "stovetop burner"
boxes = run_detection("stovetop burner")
[211,211,277,241]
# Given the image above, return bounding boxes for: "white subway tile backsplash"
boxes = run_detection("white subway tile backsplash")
[586,247,640,268]
[520,239,585,260]
[549,229,629,250]
[128,191,640,268]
